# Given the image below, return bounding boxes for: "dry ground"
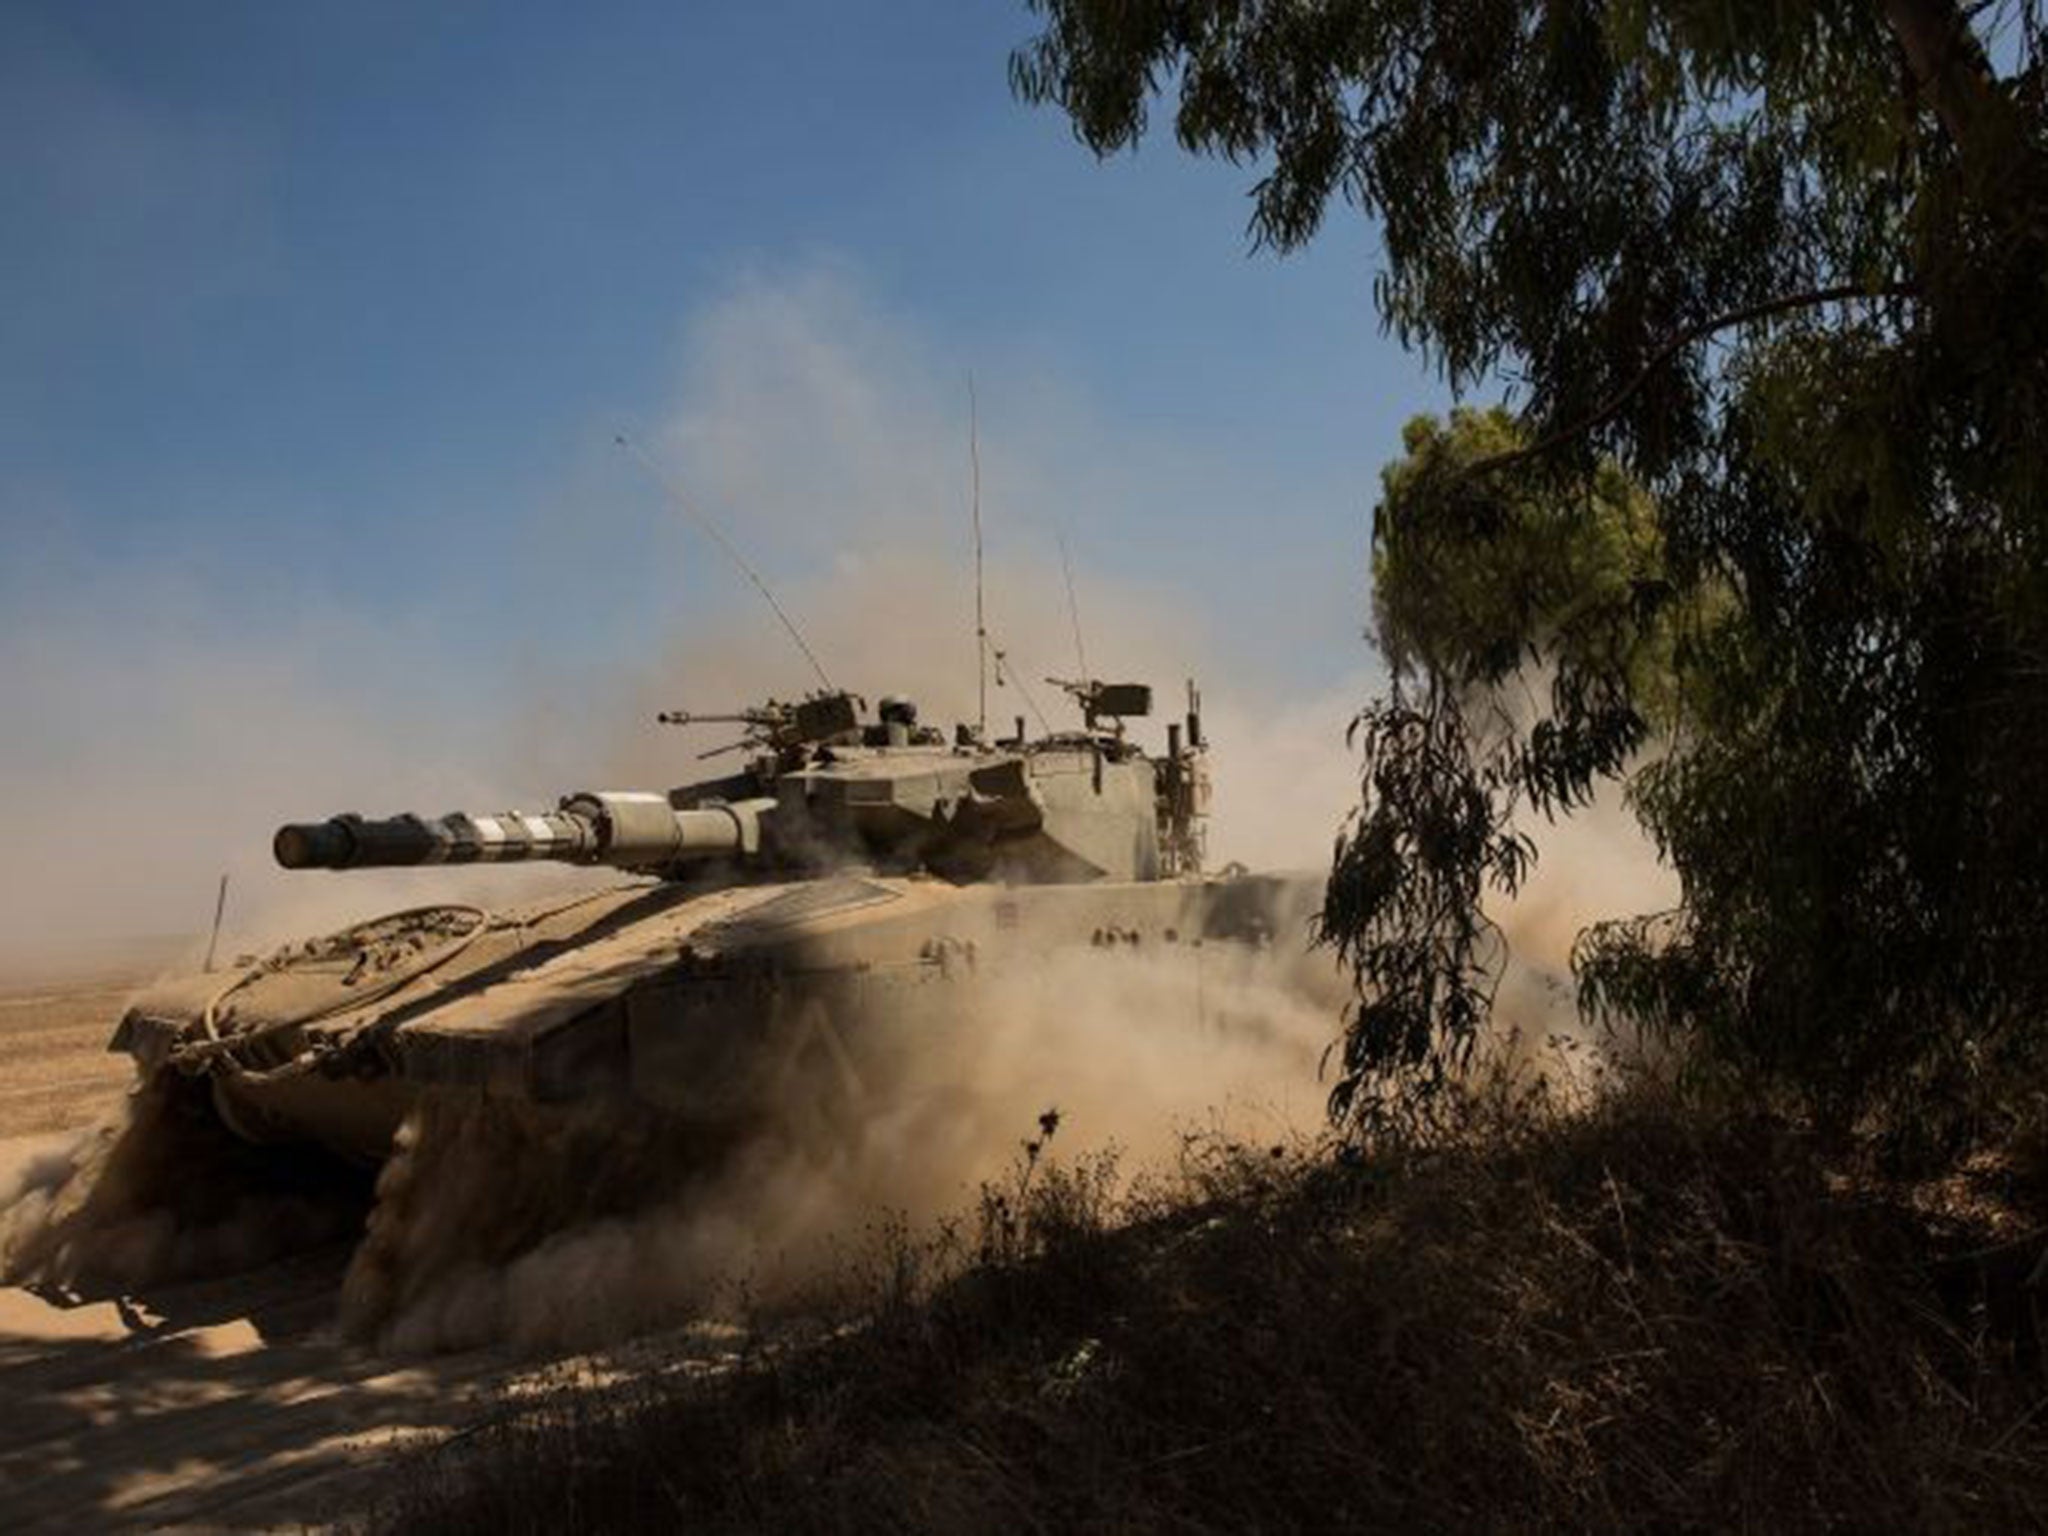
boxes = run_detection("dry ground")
[0,962,668,1533]
[0,975,140,1141]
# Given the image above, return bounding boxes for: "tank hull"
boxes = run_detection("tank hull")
[114,870,1327,1161]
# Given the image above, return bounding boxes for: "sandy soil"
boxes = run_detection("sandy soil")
[0,968,665,1533]
[0,980,139,1140]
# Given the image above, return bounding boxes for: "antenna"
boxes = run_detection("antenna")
[1056,527,1089,682]
[615,433,835,692]
[968,375,988,738]
[991,638,1053,734]
[203,871,229,973]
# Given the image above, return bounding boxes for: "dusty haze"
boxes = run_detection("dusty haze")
[0,270,1370,976]
[336,923,1350,1354]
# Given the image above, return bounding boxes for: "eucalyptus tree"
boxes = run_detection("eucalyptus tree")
[1015,1,2048,1140]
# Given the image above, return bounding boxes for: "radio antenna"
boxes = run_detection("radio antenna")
[1056,527,1089,682]
[615,433,835,692]
[968,375,988,738]
[989,634,1053,735]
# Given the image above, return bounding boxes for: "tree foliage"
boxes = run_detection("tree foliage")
[1372,408,1677,711]
[1015,0,2048,1141]
[1326,408,1668,1121]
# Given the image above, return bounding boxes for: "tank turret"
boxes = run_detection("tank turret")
[269,684,1210,888]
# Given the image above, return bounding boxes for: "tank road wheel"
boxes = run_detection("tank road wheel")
[769,997,871,1165]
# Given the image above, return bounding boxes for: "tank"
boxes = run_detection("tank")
[111,679,1322,1163]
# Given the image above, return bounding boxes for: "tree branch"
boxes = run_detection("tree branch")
[1457,282,1918,485]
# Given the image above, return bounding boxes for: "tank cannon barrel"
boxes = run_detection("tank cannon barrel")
[274,792,772,873]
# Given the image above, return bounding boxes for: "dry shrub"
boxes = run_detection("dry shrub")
[374,1074,2048,1534]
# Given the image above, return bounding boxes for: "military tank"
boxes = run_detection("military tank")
[111,679,1321,1166]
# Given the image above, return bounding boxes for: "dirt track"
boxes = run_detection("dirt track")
[0,970,652,1532]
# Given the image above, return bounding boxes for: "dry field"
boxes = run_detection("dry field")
[0,974,139,1142]
[0,961,642,1533]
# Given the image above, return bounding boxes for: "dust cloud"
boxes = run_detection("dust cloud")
[0,1076,369,1292]
[338,910,1347,1355]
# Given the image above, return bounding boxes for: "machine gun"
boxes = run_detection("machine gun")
[655,691,861,759]
[1047,677,1153,734]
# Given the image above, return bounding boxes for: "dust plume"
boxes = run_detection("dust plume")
[0,1077,370,1291]
[558,266,1375,876]
[339,897,1346,1355]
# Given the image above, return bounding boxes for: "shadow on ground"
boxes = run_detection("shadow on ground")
[0,1241,701,1533]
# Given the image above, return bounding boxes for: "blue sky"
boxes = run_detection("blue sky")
[1,1,1455,953]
